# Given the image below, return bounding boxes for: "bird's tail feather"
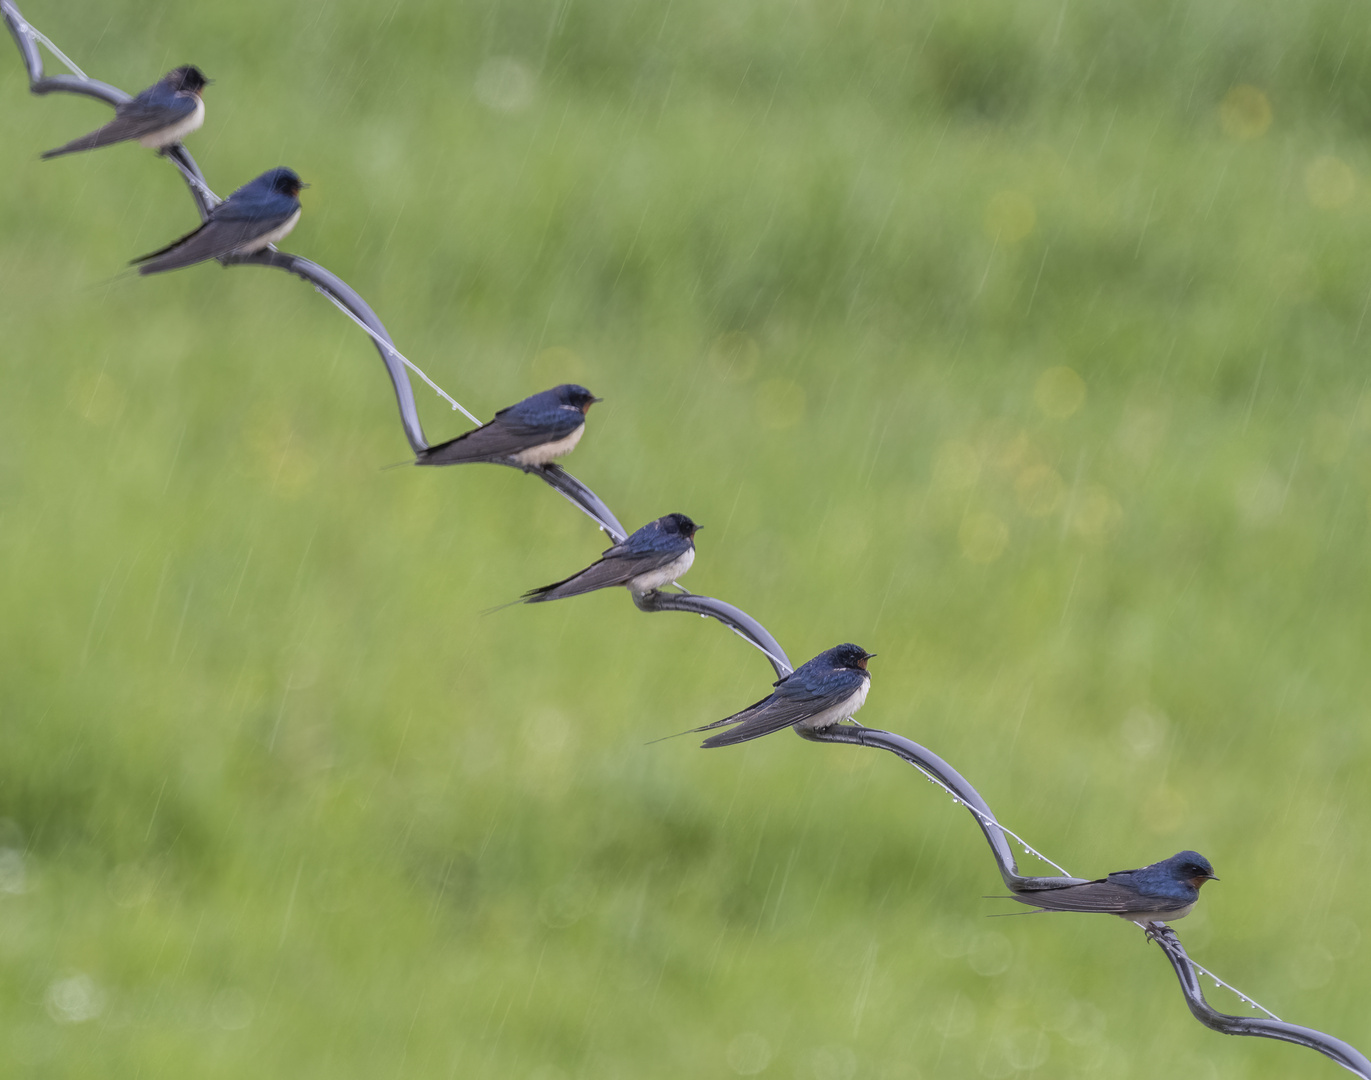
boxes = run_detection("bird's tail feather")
[130,225,207,273]
[522,559,629,603]
[415,437,491,467]
[699,714,801,748]
[41,128,119,159]
[520,576,579,603]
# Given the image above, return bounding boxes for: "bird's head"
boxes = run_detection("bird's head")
[263,167,309,198]
[830,643,876,671]
[171,65,211,94]
[1166,851,1218,889]
[660,513,701,539]
[555,384,602,414]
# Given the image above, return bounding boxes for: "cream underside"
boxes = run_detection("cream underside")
[1121,902,1195,926]
[237,209,302,253]
[627,547,695,593]
[139,97,205,148]
[797,677,870,730]
[509,421,585,465]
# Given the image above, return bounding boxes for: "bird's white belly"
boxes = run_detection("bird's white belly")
[1122,901,1195,927]
[509,422,585,466]
[140,97,205,148]
[628,547,695,593]
[238,208,302,253]
[797,677,870,731]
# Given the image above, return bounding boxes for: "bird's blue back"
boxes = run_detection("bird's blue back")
[138,75,190,113]
[616,517,693,557]
[774,647,867,702]
[497,388,586,438]
[217,169,301,222]
[1111,851,1212,897]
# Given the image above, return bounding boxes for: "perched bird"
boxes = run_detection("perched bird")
[522,513,700,603]
[1007,851,1218,925]
[43,65,210,159]
[689,643,875,748]
[416,385,601,468]
[131,167,307,275]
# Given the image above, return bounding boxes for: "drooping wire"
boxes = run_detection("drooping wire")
[4,2,1364,1072]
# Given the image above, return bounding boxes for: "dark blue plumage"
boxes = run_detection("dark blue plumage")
[44,65,209,159]
[132,167,307,275]
[522,513,700,603]
[417,385,600,467]
[690,643,875,748]
[1009,850,1218,924]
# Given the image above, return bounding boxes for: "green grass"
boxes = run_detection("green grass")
[2,0,1370,1076]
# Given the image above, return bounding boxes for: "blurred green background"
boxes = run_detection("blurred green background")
[3,0,1370,1076]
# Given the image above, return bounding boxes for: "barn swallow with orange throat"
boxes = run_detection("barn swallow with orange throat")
[416,385,600,469]
[688,643,874,748]
[131,167,306,274]
[1006,851,1218,925]
[521,513,699,603]
[43,65,209,158]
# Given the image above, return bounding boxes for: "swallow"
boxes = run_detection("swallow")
[688,643,875,748]
[416,385,601,468]
[521,513,700,603]
[1006,851,1218,925]
[131,167,307,275]
[43,65,210,159]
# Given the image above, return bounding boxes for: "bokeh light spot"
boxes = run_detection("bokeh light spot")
[1007,1029,1051,1070]
[45,974,105,1024]
[967,931,1013,976]
[709,332,760,382]
[933,992,977,1038]
[474,56,536,113]
[1305,155,1355,209]
[1120,705,1168,759]
[1033,366,1086,419]
[1235,469,1286,526]
[933,440,982,490]
[1219,85,1271,140]
[1015,464,1065,517]
[531,346,586,384]
[1289,946,1335,990]
[1142,785,1187,834]
[727,1033,774,1075]
[0,848,27,894]
[66,369,125,426]
[983,190,1036,243]
[1069,485,1122,542]
[539,876,593,928]
[211,988,255,1030]
[1311,412,1349,464]
[810,1043,857,1080]
[960,512,1008,563]
[756,378,805,429]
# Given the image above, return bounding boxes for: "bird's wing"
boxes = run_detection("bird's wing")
[1011,879,1160,914]
[691,675,856,748]
[521,549,681,603]
[132,211,296,274]
[418,415,579,465]
[42,92,195,158]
